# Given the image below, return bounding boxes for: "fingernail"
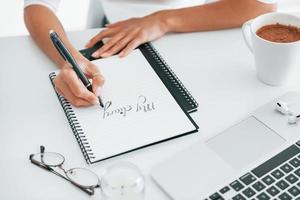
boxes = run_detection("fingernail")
[96,87,102,96]
[119,51,125,57]
[93,99,99,105]
[92,52,99,58]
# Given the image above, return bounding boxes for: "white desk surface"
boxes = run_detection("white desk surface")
[1,22,300,199]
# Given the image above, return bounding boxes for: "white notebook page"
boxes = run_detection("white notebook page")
[70,50,197,162]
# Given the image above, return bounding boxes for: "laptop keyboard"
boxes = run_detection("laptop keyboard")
[205,141,300,200]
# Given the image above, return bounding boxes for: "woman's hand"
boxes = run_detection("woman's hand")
[86,11,170,58]
[53,54,105,107]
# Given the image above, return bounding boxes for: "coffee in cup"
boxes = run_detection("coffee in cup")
[256,23,300,43]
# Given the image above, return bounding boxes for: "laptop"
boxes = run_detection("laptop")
[151,91,300,200]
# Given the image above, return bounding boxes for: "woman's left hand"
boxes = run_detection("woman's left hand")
[86,11,169,58]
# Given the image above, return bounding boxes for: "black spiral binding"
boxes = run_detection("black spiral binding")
[139,42,198,113]
[49,72,95,164]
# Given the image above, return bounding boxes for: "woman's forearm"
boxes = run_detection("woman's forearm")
[161,0,277,33]
[24,5,78,68]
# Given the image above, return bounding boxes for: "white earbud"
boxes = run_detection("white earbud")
[288,114,300,124]
[276,102,293,115]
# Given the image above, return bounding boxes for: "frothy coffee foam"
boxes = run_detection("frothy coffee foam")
[256,23,300,43]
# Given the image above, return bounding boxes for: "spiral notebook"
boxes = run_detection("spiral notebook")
[49,45,198,164]
[80,42,198,113]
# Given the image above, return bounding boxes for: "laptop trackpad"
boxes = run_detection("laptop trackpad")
[206,117,286,169]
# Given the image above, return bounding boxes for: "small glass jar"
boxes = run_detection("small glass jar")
[101,162,145,200]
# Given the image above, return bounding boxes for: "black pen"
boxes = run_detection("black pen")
[49,30,104,107]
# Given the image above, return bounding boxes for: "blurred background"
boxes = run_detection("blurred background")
[0,0,103,37]
[0,0,299,37]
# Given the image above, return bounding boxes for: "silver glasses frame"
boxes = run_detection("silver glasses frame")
[29,145,100,195]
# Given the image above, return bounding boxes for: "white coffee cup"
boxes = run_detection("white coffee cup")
[242,12,300,86]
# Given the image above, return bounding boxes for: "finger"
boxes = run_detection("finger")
[92,74,105,95]
[54,84,63,96]
[53,76,64,94]
[91,32,126,58]
[83,64,105,95]
[61,88,91,107]
[54,77,91,107]
[60,68,98,104]
[86,28,120,48]
[100,31,138,58]
[119,38,143,57]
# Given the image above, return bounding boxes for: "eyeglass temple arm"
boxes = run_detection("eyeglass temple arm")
[70,181,95,195]
[29,154,95,195]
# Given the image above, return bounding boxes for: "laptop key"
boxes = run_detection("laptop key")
[252,145,300,178]
[285,174,298,184]
[295,168,300,177]
[230,180,244,192]
[276,180,290,190]
[266,186,280,196]
[252,181,266,192]
[232,194,246,200]
[262,175,275,185]
[288,186,300,197]
[278,192,292,200]
[242,187,256,198]
[209,192,223,200]
[289,157,300,168]
[271,169,285,179]
[281,163,294,173]
[219,186,230,194]
[257,192,270,200]
[240,173,257,185]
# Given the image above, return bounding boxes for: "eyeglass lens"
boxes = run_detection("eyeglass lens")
[32,152,65,167]
[66,168,100,188]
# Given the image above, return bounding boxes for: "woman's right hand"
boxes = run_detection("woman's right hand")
[53,54,105,107]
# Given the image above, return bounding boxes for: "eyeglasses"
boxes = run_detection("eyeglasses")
[29,146,100,195]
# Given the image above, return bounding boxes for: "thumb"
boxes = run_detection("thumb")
[80,61,105,95]
[92,74,105,96]
[86,64,104,96]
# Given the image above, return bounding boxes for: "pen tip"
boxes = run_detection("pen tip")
[98,96,104,108]
[49,30,54,35]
